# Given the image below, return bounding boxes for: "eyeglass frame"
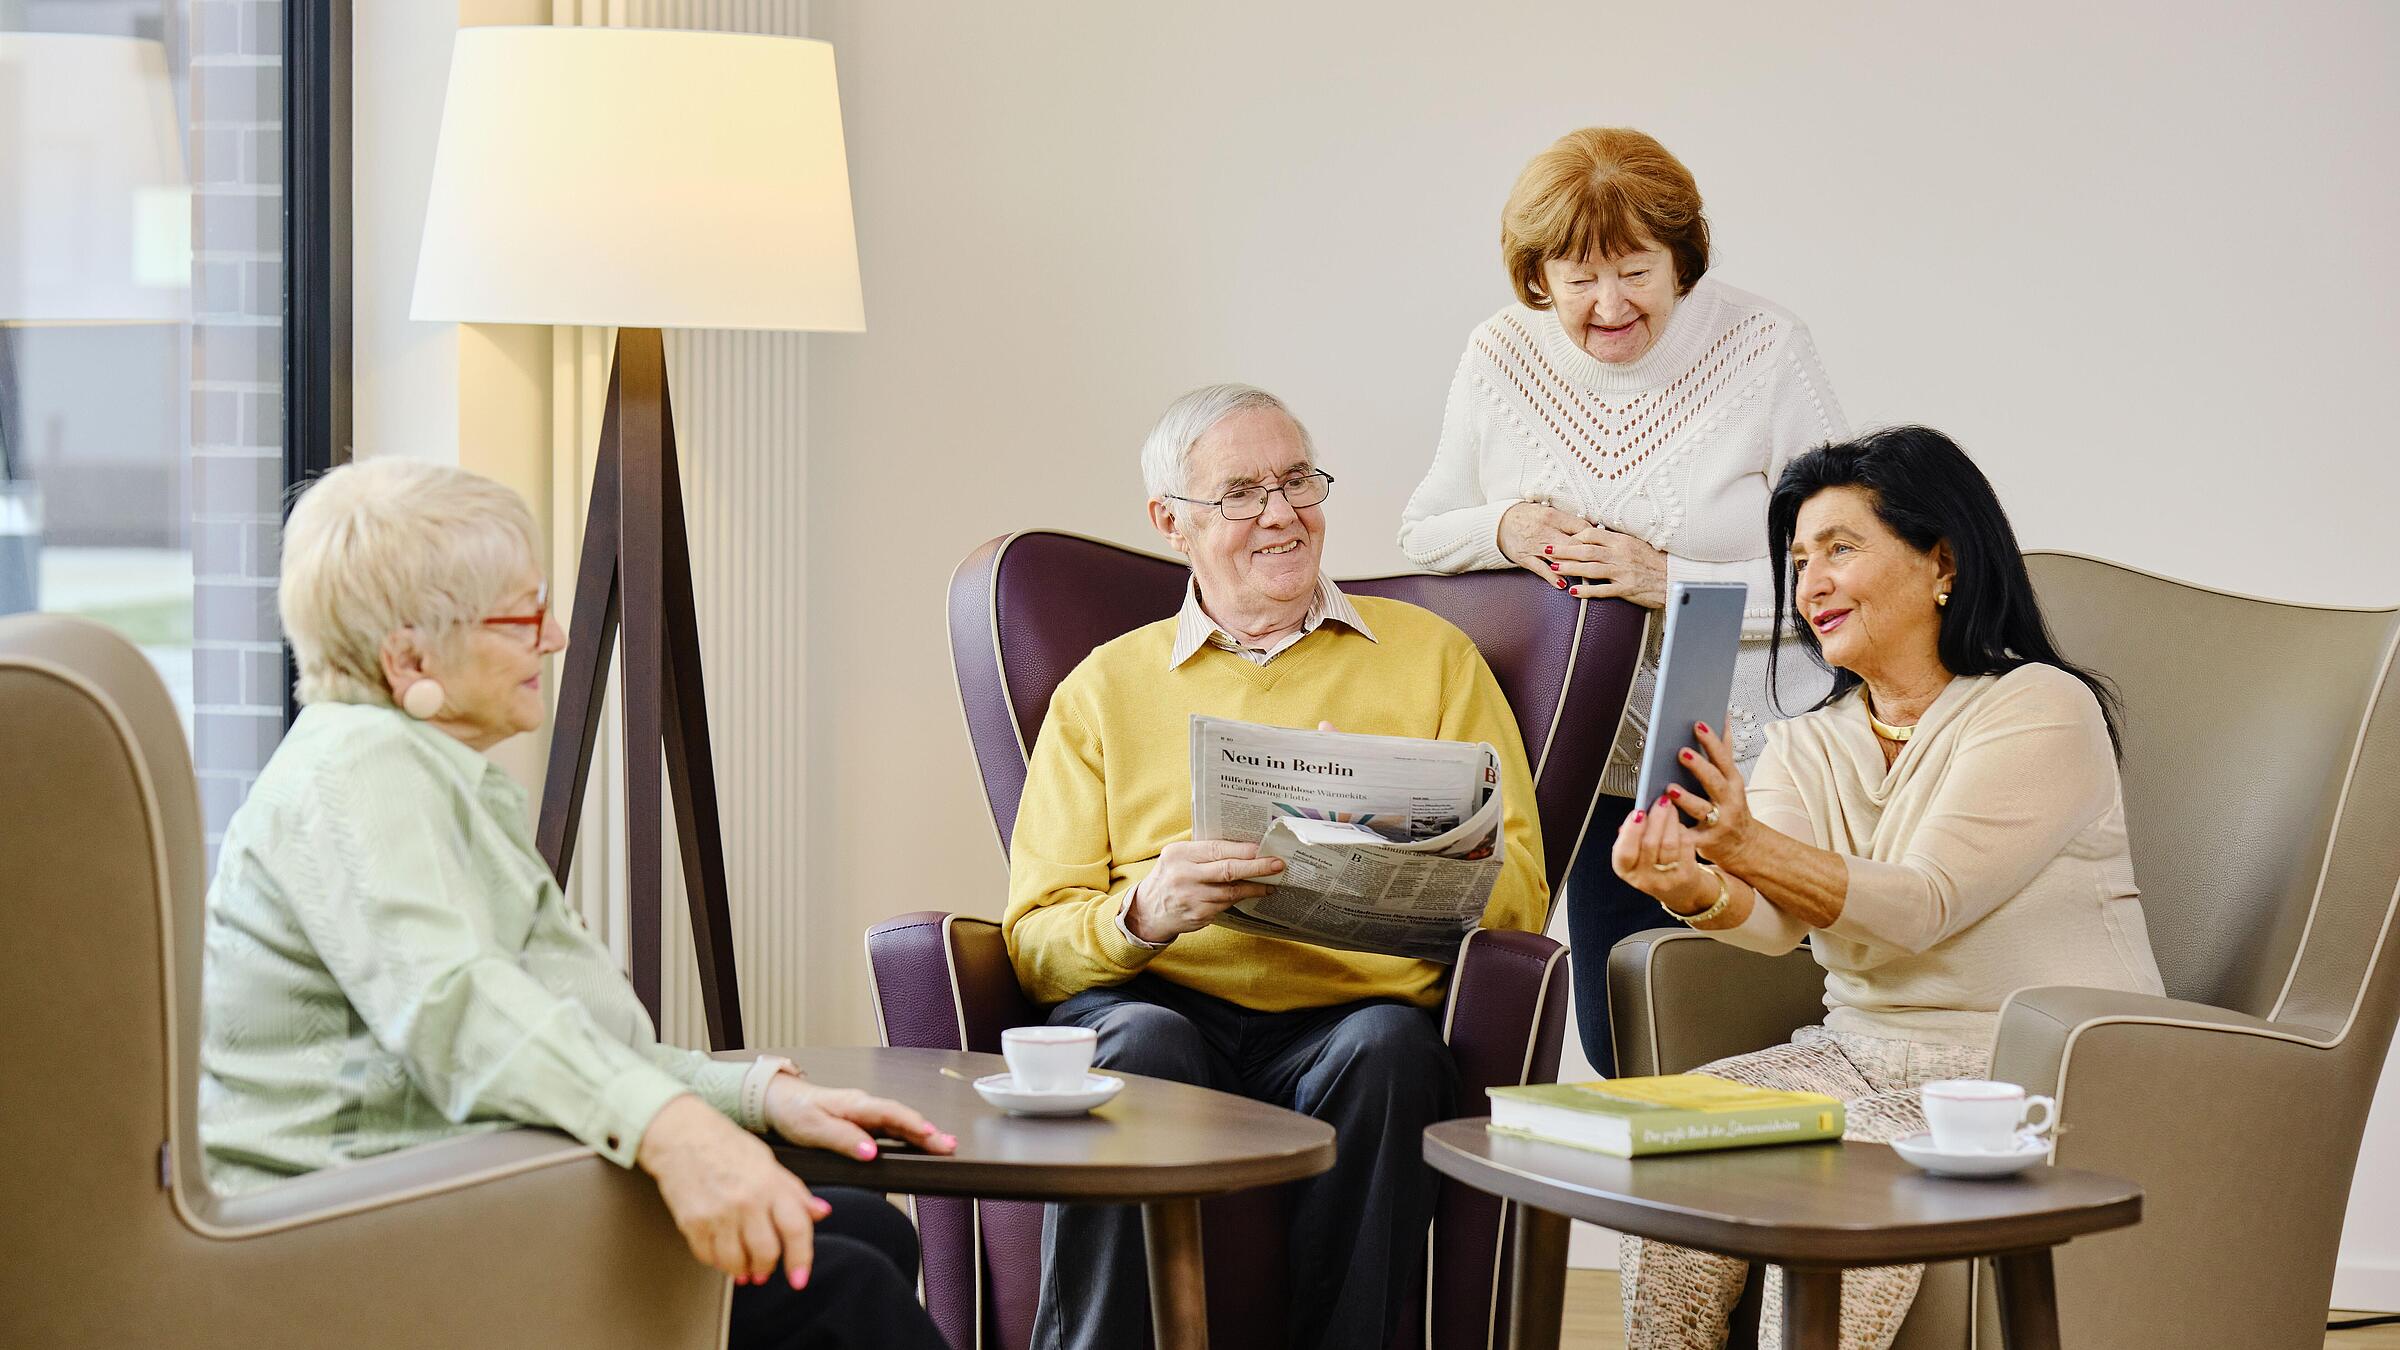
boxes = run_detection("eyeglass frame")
[1162,469,1337,522]
[478,581,550,646]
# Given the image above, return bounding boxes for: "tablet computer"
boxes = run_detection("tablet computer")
[1633,581,1748,806]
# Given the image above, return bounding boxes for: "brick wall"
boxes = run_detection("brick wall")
[185,0,284,843]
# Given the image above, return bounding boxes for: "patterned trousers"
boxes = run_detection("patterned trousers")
[1619,1024,1990,1350]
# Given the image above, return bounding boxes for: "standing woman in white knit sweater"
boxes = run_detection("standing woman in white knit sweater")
[1398,127,1848,1074]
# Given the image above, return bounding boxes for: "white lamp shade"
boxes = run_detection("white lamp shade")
[0,34,193,325]
[411,27,864,332]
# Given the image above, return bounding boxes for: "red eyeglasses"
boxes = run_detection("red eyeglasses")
[479,582,550,646]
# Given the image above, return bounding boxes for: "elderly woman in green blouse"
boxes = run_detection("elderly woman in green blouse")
[200,459,950,1350]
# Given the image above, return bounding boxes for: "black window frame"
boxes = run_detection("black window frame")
[281,0,352,725]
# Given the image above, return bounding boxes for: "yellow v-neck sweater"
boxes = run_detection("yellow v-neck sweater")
[1004,595,1548,1011]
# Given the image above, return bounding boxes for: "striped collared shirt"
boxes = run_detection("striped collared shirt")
[1167,572,1377,669]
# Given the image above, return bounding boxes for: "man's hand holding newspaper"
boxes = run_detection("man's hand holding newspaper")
[1185,715,1508,962]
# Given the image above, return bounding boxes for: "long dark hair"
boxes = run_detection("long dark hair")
[1766,426,2123,755]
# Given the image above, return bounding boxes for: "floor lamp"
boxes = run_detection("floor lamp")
[410,28,863,1048]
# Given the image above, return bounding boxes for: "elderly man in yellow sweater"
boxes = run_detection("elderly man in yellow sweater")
[1004,383,1548,1350]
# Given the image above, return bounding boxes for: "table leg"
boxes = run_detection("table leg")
[1780,1268,1843,1350]
[1995,1248,2063,1350]
[1141,1198,1208,1350]
[1506,1203,1571,1350]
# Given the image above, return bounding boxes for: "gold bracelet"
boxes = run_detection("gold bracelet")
[1660,868,1732,926]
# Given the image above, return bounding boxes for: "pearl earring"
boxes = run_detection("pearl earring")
[1936,592,1950,608]
[401,679,447,720]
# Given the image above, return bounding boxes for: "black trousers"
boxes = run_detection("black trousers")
[1564,793,1654,1077]
[1030,974,1458,1350]
[728,1185,947,1350]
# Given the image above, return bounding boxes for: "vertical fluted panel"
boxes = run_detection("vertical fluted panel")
[550,0,815,1051]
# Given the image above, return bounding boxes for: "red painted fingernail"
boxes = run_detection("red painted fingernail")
[1697,722,1711,735]
[1545,559,1558,571]
[1657,793,1671,806]
[1631,810,1645,824]
[1678,750,1694,762]
[1554,578,1566,589]
[1543,545,1553,555]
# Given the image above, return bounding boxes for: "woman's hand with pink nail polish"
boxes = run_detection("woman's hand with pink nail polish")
[635,1093,818,1286]
[766,1077,955,1161]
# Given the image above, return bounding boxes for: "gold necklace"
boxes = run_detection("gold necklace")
[1864,696,1916,743]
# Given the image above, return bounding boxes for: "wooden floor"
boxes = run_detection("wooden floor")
[1561,1269,2400,1348]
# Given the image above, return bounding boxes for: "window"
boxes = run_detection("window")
[3,0,347,848]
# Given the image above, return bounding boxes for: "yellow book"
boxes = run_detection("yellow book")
[1486,1075,1844,1157]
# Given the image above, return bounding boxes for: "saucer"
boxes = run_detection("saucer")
[973,1072,1124,1117]
[1891,1131,2052,1179]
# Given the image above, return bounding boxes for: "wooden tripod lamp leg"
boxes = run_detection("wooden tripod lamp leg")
[535,325,744,1047]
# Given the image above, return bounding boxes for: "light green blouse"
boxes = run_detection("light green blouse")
[199,702,757,1195]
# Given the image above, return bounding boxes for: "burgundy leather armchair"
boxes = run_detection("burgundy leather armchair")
[867,530,1645,1350]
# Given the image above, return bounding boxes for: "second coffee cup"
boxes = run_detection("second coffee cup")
[1002,1026,1098,1092]
[1920,1079,2055,1153]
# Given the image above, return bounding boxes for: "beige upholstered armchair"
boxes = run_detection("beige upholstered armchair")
[0,614,727,1347]
[1606,552,2400,1350]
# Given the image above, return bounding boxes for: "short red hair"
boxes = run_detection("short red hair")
[1502,127,1710,309]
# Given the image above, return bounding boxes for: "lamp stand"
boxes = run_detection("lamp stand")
[536,326,745,1049]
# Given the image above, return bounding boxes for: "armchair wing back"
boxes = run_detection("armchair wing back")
[1996,552,2400,1350]
[877,529,1645,1350]
[0,614,725,1348]
[947,528,1647,894]
[2022,552,2400,1021]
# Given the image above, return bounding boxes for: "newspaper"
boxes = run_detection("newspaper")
[1188,715,1505,962]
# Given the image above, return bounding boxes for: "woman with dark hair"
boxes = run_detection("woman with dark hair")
[1604,426,2164,1349]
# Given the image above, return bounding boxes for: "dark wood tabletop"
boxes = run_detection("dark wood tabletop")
[1423,1120,2141,1268]
[723,1045,1336,1203]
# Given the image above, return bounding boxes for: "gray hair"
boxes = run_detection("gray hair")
[1140,383,1315,521]
[279,458,543,707]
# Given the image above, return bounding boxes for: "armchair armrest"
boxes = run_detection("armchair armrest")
[866,909,1042,1055]
[174,1128,724,1349]
[1441,928,1571,1098]
[1606,928,1824,1076]
[1988,985,2362,1349]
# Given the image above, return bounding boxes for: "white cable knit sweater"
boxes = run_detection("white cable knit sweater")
[1398,277,1850,796]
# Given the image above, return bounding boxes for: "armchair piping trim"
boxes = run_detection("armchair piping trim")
[941,914,990,1349]
[861,926,949,1330]
[949,533,1028,855]
[2021,874,2400,1124]
[187,1137,608,1241]
[1432,929,1566,1350]
[2265,624,2400,1026]
[1541,605,1655,932]
[7,652,198,1227]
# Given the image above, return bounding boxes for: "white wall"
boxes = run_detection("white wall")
[804,0,2400,1304]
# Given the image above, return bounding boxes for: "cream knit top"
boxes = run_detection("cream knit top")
[1716,664,2168,1047]
[1398,277,1849,796]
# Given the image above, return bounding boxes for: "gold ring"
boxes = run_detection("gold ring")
[1703,808,1721,826]
[1651,862,1679,872]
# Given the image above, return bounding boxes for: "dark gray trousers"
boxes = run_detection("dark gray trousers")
[1030,974,1458,1350]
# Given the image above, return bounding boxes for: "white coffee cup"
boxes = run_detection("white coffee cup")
[1001,1026,1098,1092]
[1920,1079,2056,1154]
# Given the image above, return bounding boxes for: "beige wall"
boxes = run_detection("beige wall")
[804,0,2400,1301]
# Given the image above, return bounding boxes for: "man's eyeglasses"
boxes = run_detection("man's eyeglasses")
[479,582,550,647]
[1165,470,1336,522]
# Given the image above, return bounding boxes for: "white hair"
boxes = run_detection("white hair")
[279,458,543,707]
[1140,383,1315,522]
